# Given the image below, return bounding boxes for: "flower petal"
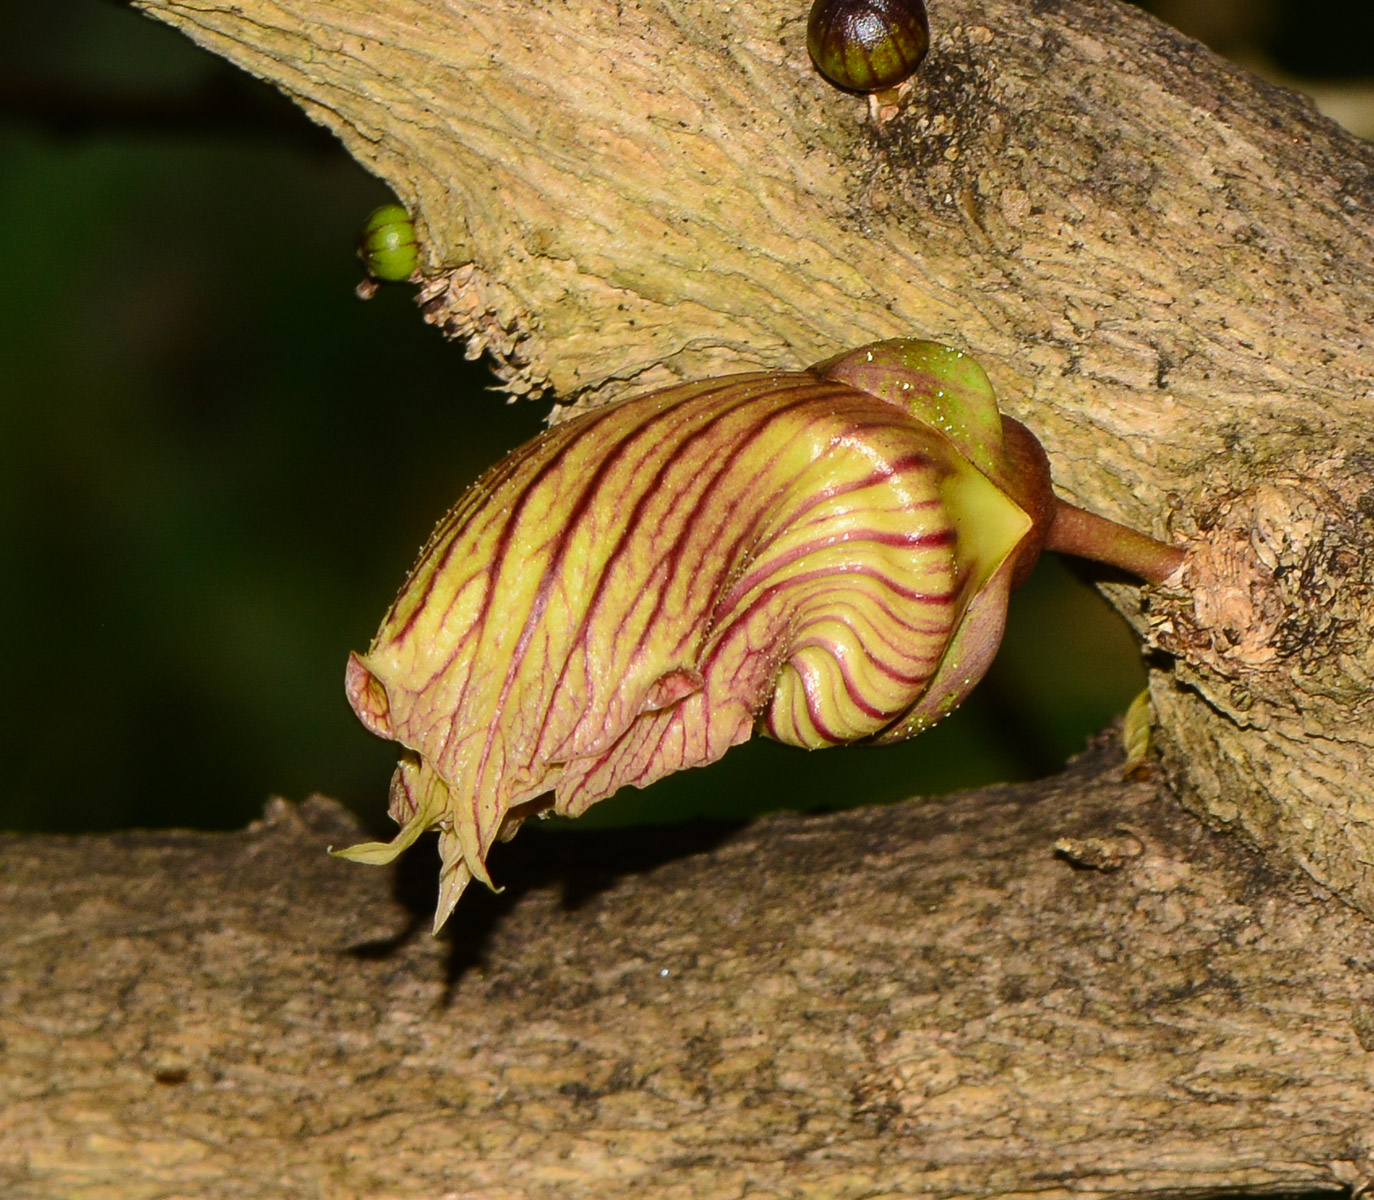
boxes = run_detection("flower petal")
[340,342,1046,928]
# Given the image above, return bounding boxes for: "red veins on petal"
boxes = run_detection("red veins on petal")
[335,345,1036,930]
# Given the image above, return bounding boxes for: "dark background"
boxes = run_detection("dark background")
[1,1,1368,835]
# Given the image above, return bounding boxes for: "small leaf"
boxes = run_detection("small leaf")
[1122,687,1154,778]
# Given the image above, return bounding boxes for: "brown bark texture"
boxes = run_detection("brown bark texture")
[128,0,1374,923]
[4,744,1374,1199]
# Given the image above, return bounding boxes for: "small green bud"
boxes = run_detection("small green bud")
[357,203,419,282]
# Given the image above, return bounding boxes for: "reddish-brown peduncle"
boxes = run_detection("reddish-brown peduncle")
[1044,501,1187,586]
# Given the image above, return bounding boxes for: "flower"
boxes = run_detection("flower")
[334,340,1072,929]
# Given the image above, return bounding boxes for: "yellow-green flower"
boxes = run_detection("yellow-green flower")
[335,339,1181,930]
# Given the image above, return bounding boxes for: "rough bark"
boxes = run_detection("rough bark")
[127,0,1374,924]
[4,742,1374,1199]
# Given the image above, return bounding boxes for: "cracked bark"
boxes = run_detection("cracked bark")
[9,0,1373,1192]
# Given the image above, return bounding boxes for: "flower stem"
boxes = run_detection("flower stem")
[1044,501,1186,585]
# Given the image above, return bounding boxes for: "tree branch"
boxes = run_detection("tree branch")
[4,746,1373,1198]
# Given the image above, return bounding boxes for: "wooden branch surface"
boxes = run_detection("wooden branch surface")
[4,741,1374,1198]
[128,0,1374,921]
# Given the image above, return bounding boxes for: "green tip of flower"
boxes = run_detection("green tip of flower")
[814,339,1006,482]
[329,838,408,865]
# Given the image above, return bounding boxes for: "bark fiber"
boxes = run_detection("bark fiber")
[4,744,1374,1198]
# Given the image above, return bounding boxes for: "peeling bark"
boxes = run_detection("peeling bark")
[3,745,1374,1198]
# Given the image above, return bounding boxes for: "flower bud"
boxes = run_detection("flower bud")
[357,203,419,283]
[806,0,930,93]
